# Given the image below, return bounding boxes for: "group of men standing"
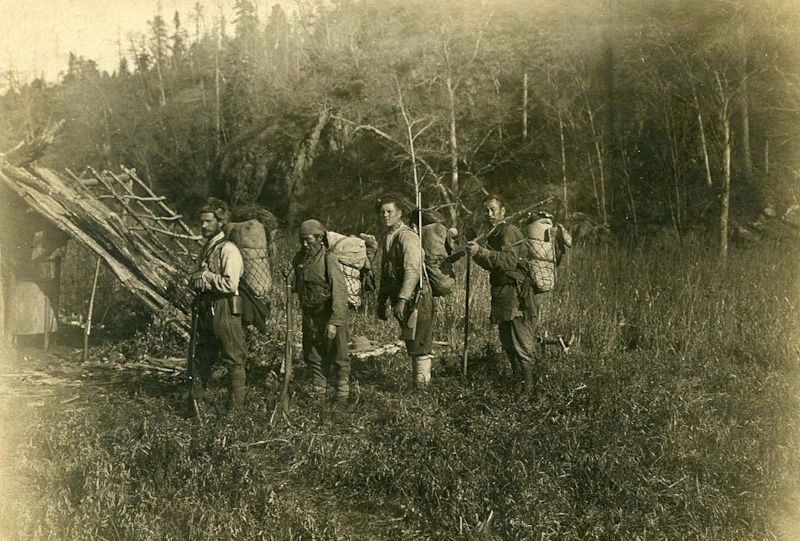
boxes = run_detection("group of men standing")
[187,193,544,414]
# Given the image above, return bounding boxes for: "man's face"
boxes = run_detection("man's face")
[300,233,323,254]
[199,212,223,239]
[379,203,403,229]
[483,199,506,226]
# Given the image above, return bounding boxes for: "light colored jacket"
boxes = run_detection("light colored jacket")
[378,223,423,302]
[196,231,243,294]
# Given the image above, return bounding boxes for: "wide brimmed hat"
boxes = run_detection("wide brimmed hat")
[349,335,375,352]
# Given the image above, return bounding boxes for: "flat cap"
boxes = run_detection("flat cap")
[299,219,325,236]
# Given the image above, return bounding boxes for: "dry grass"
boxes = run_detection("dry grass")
[1,237,798,540]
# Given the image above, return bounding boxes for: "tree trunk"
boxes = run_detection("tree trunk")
[558,111,568,215]
[523,73,528,140]
[214,27,222,153]
[720,107,731,265]
[741,79,752,179]
[740,23,752,180]
[446,74,459,225]
[694,92,713,189]
[286,109,330,224]
[0,243,5,343]
[583,92,607,225]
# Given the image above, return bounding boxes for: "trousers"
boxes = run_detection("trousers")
[192,296,247,405]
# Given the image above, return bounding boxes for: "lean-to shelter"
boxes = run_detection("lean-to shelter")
[0,134,200,342]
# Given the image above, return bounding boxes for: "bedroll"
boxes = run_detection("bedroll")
[224,219,272,299]
[412,208,458,297]
[524,215,572,293]
[327,231,369,308]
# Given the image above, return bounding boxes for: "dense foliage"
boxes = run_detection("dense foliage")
[1,0,799,251]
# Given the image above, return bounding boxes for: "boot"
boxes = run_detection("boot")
[507,354,522,394]
[520,361,535,398]
[189,377,205,401]
[335,379,350,402]
[413,355,432,387]
[307,360,327,397]
[229,365,246,410]
[335,366,351,402]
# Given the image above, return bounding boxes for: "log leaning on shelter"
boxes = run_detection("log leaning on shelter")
[0,153,200,338]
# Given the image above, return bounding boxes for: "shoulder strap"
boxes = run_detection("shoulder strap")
[216,239,234,271]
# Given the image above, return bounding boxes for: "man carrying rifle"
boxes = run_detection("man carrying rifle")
[466,195,539,397]
[189,197,247,413]
[376,194,436,387]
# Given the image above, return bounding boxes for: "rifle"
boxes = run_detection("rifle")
[462,250,471,377]
[403,191,425,342]
[279,267,293,419]
[458,197,554,375]
[187,296,201,418]
[444,196,555,263]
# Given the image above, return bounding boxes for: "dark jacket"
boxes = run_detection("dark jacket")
[292,246,348,327]
[472,222,532,323]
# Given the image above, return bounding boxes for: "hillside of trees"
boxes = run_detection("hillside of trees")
[1,0,799,257]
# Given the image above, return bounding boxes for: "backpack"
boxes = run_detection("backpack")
[326,231,370,308]
[523,213,572,293]
[412,209,457,297]
[223,219,272,300]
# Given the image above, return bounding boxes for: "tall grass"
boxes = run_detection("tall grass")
[2,238,798,540]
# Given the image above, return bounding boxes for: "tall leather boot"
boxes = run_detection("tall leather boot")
[520,361,535,398]
[507,354,522,394]
[229,365,246,410]
[413,355,432,387]
[306,359,327,397]
[335,365,351,402]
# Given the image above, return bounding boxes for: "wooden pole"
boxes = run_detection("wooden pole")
[0,243,5,344]
[462,254,471,377]
[279,270,293,420]
[43,294,51,352]
[83,258,101,362]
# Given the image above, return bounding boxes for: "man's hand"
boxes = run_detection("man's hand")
[191,271,205,291]
[393,299,407,322]
[465,241,481,257]
[377,298,388,321]
[326,324,337,340]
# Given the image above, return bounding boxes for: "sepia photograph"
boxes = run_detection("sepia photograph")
[1,0,798,538]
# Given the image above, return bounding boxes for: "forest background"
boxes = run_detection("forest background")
[2,2,800,539]
[1,0,799,252]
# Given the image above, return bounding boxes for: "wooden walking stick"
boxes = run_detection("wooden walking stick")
[462,252,471,377]
[460,227,477,377]
[279,268,294,419]
[82,257,101,362]
[186,296,201,418]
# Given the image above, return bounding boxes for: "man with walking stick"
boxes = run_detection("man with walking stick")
[375,194,436,387]
[189,197,247,414]
[466,195,540,397]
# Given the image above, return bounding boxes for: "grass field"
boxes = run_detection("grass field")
[1,238,798,540]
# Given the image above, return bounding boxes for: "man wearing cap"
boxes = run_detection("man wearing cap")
[466,195,539,397]
[190,197,248,412]
[292,219,351,401]
[376,194,436,387]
